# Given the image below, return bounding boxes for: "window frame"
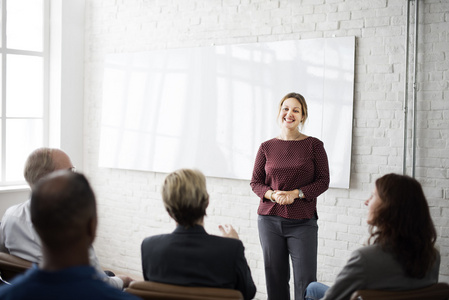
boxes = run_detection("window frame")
[0,0,50,186]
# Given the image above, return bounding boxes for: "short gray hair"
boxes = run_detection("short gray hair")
[24,148,56,189]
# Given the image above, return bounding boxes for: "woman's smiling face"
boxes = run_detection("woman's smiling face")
[279,97,303,130]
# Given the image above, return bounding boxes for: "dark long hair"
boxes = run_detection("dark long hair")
[368,173,437,278]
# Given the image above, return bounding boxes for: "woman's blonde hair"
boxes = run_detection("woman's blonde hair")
[162,169,209,227]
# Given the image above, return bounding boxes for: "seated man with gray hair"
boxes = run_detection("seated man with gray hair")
[0,148,133,289]
[0,170,139,300]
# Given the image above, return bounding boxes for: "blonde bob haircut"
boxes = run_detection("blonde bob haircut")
[162,169,209,228]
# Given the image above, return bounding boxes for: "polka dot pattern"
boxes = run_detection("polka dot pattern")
[250,137,330,219]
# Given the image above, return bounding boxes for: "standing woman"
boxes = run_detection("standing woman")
[250,92,330,299]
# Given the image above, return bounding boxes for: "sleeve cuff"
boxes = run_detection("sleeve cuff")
[105,275,124,290]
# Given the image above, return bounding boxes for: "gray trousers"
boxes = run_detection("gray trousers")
[258,215,318,300]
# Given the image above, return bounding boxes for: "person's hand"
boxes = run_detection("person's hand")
[117,275,134,288]
[219,224,239,239]
[274,190,296,205]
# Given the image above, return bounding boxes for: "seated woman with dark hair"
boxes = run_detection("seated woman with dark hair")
[305,173,440,300]
[141,169,256,300]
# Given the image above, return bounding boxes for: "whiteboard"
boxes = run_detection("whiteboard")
[99,37,355,188]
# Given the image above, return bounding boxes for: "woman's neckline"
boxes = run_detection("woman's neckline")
[275,136,310,142]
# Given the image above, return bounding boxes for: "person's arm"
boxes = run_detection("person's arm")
[219,225,255,299]
[321,249,366,300]
[234,241,257,300]
[141,239,150,281]
[0,220,8,253]
[88,246,133,289]
[106,275,125,289]
[300,139,330,200]
[250,145,272,201]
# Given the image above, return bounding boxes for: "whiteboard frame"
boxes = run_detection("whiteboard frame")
[99,37,355,188]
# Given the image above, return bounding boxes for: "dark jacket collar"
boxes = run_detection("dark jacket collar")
[173,224,207,234]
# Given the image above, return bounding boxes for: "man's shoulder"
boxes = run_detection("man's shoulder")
[352,244,397,267]
[142,231,243,251]
[208,234,243,246]
[0,267,139,300]
[3,200,30,218]
[141,233,171,248]
[199,234,245,257]
[1,200,32,231]
[351,244,380,258]
[0,267,36,298]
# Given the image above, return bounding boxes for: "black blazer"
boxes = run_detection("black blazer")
[141,225,256,300]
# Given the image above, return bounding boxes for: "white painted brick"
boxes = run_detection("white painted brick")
[317,21,339,31]
[323,221,349,234]
[323,254,349,267]
[320,204,347,216]
[431,100,449,110]
[272,25,293,34]
[367,63,394,73]
[376,100,403,110]
[327,11,350,21]
[423,12,446,24]
[340,19,364,29]
[350,172,371,185]
[305,13,327,23]
[334,248,353,261]
[291,22,316,32]
[365,16,390,27]
[362,0,387,9]
[379,162,403,174]
[290,5,314,15]
[336,215,362,226]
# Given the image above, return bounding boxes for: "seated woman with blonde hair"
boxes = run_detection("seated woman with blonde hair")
[305,173,440,300]
[141,168,256,300]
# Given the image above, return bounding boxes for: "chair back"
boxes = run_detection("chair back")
[0,252,32,284]
[125,280,244,300]
[350,282,449,300]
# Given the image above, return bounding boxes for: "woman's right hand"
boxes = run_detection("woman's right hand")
[274,190,296,205]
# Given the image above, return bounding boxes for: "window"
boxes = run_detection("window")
[0,0,49,185]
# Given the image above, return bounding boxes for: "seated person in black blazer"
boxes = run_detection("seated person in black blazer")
[141,168,256,300]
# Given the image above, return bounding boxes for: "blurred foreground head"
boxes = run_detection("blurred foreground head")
[30,170,97,251]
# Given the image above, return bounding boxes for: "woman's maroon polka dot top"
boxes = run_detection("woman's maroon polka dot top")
[250,137,330,219]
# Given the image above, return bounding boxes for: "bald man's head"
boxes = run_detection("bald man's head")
[24,148,74,189]
[30,170,97,250]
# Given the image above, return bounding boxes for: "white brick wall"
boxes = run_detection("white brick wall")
[84,1,449,298]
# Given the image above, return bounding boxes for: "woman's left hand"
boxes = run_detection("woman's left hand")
[275,190,297,205]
